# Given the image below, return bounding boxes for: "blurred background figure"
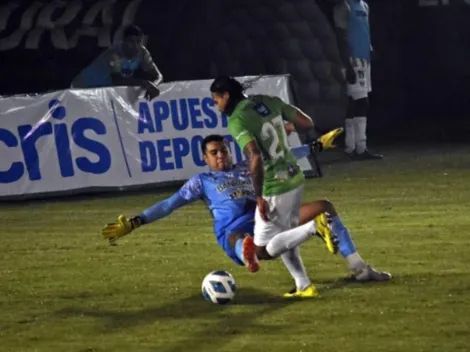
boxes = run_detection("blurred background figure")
[71,25,162,100]
[329,0,382,159]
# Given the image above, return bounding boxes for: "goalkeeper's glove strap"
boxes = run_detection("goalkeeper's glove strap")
[130,216,144,229]
[310,141,324,153]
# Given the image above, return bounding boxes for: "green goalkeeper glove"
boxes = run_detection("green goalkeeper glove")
[102,215,142,245]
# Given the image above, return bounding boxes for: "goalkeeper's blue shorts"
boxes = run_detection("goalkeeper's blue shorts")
[217,213,255,266]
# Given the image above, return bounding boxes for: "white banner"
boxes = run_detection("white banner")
[0,75,312,198]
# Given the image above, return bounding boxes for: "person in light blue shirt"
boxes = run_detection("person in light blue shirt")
[102,134,391,296]
[71,25,162,100]
[331,0,382,159]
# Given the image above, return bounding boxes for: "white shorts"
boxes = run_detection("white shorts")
[254,185,304,246]
[347,58,372,100]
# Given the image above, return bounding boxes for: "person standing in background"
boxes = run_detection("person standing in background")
[71,25,163,101]
[330,0,383,159]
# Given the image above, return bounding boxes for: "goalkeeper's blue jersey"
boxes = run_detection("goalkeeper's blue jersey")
[178,162,256,239]
[139,146,309,245]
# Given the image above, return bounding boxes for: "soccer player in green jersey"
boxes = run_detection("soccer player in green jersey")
[210,76,338,297]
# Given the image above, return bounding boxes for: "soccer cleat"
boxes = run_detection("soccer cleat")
[242,236,260,273]
[283,284,319,298]
[314,213,339,254]
[354,150,383,160]
[350,265,392,282]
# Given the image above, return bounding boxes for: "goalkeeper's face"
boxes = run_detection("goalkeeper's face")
[203,141,233,171]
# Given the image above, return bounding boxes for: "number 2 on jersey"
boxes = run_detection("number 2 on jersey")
[261,116,289,160]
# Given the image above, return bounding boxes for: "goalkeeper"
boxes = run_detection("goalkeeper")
[102,133,390,297]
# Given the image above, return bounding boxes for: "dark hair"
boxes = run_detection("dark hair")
[123,25,143,38]
[210,75,263,115]
[210,76,245,100]
[201,134,226,154]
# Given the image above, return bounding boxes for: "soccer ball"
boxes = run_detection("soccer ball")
[201,270,237,304]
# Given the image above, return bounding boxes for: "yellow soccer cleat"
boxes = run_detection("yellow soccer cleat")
[283,284,319,298]
[318,127,344,150]
[314,213,339,254]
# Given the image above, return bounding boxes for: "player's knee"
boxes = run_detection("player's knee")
[317,199,337,216]
[354,98,369,116]
[255,246,273,260]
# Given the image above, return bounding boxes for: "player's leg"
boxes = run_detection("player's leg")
[254,186,307,258]
[260,186,335,258]
[348,60,382,159]
[226,231,316,297]
[345,58,364,156]
[345,98,356,155]
[224,218,260,273]
[226,231,313,290]
[278,189,316,295]
[250,219,315,294]
[225,232,257,268]
[254,186,320,297]
[298,200,391,281]
[275,199,330,298]
[352,96,369,155]
[225,228,312,290]
[280,247,318,298]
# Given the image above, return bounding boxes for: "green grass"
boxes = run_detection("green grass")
[1,145,470,352]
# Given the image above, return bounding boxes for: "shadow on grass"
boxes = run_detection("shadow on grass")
[314,276,391,291]
[56,287,305,352]
[55,287,300,327]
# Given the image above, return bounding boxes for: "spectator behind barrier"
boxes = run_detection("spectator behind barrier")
[71,25,163,101]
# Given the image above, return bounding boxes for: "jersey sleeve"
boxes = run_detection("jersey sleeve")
[139,175,202,224]
[140,47,158,73]
[140,47,163,84]
[178,175,204,201]
[269,96,298,122]
[333,2,350,30]
[229,117,255,151]
[364,1,369,15]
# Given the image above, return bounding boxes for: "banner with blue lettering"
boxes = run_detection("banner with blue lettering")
[0,75,311,198]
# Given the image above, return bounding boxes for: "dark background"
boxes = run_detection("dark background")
[1,0,469,142]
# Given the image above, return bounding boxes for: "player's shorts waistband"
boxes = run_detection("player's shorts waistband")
[350,57,370,67]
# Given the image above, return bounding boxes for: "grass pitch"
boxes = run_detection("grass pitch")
[1,145,469,352]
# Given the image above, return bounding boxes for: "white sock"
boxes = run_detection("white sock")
[353,116,367,154]
[346,252,367,271]
[345,118,355,153]
[265,221,316,258]
[281,247,311,290]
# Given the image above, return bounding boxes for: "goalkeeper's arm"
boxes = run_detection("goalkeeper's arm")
[102,193,191,244]
[290,127,344,160]
[102,175,203,243]
[136,193,190,225]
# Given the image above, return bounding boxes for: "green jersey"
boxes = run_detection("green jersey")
[228,95,305,197]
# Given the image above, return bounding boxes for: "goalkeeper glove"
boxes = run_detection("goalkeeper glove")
[318,127,344,150]
[102,215,143,245]
[309,127,344,153]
